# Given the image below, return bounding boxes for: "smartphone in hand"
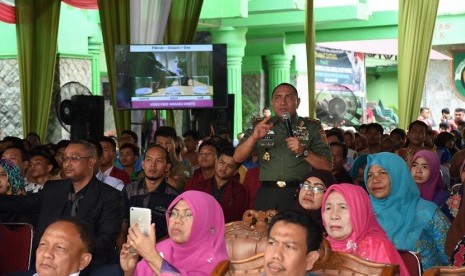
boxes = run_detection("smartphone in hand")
[130,207,151,237]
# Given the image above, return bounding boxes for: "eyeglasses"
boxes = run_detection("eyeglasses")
[168,210,194,221]
[62,156,92,163]
[299,183,326,194]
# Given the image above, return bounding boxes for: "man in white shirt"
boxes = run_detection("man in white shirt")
[34,218,92,276]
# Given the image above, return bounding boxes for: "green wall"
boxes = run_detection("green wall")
[366,71,398,111]
[0,22,16,55]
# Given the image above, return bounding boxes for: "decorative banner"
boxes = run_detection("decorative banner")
[315,46,366,97]
[452,51,465,100]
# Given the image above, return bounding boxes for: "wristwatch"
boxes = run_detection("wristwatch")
[301,149,309,157]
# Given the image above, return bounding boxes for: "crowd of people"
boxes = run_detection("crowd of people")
[2,83,465,275]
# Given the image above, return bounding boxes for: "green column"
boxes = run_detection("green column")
[88,37,101,96]
[266,54,292,101]
[211,27,247,136]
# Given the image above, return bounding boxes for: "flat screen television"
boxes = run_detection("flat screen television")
[114,44,227,110]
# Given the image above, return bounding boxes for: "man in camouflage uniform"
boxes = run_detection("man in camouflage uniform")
[234,83,332,211]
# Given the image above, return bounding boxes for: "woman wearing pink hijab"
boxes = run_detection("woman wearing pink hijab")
[120,191,228,275]
[410,150,450,207]
[322,184,409,275]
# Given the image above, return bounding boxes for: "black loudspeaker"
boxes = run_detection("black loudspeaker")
[60,95,104,141]
[192,94,234,138]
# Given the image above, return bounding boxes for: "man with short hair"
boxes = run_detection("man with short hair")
[188,140,220,184]
[119,143,141,181]
[263,211,322,276]
[185,146,247,222]
[330,142,353,183]
[25,150,56,194]
[115,129,143,173]
[365,123,384,153]
[234,83,331,211]
[34,218,93,276]
[454,108,465,126]
[182,130,200,168]
[0,140,122,267]
[154,126,191,191]
[418,107,436,128]
[119,144,178,249]
[98,136,130,185]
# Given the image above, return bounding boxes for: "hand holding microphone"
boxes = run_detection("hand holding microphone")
[283,112,304,157]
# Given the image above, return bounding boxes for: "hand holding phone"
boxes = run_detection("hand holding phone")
[130,207,151,237]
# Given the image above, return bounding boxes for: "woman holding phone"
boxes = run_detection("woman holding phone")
[120,190,228,276]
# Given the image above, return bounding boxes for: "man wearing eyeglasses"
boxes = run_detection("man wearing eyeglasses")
[0,140,122,270]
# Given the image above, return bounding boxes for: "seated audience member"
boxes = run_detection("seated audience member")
[446,166,465,264]
[25,149,56,194]
[425,128,439,150]
[350,154,368,191]
[2,144,29,178]
[354,133,369,154]
[26,132,41,150]
[450,146,465,183]
[243,166,261,209]
[327,129,357,169]
[0,158,27,223]
[98,136,130,185]
[296,169,336,227]
[91,140,125,191]
[411,150,450,209]
[389,128,406,152]
[119,143,142,181]
[185,146,247,222]
[0,140,123,267]
[0,158,25,196]
[435,131,455,188]
[53,140,70,179]
[365,123,384,153]
[264,211,322,276]
[322,184,408,275]
[330,142,353,183]
[442,160,465,223]
[396,120,431,165]
[35,218,93,276]
[439,122,451,132]
[343,129,356,150]
[181,130,200,169]
[115,130,143,172]
[358,124,368,136]
[154,126,192,191]
[365,152,450,269]
[188,140,219,182]
[120,144,178,249]
[120,191,228,275]
[441,107,456,130]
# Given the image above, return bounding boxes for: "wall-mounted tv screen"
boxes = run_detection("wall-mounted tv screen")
[115,44,227,110]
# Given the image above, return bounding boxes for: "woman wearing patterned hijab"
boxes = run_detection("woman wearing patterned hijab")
[0,158,25,195]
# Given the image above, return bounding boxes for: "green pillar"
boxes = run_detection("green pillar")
[266,54,292,101]
[88,38,101,96]
[211,27,247,137]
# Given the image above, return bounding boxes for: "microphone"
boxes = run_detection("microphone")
[283,112,294,137]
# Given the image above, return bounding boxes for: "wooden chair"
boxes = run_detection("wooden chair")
[0,223,34,274]
[398,250,421,276]
[422,266,465,276]
[211,209,278,276]
[310,238,399,276]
